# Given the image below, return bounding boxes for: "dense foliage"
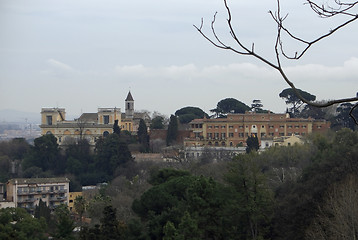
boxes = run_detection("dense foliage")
[1,128,358,239]
[0,132,135,189]
[0,207,47,240]
[151,116,165,129]
[210,98,251,117]
[175,106,209,124]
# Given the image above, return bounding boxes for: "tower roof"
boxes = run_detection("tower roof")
[125,91,134,101]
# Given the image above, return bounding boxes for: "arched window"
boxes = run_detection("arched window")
[103,131,109,137]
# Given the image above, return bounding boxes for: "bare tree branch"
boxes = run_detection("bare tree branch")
[194,0,358,121]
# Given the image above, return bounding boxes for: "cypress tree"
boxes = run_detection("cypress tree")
[137,119,149,152]
[246,134,260,153]
[113,119,121,136]
[166,115,178,146]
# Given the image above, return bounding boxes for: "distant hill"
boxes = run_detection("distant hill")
[0,109,41,124]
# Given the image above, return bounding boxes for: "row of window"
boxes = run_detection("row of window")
[204,131,306,139]
[207,132,246,139]
[17,185,66,193]
[206,141,243,147]
[228,115,285,121]
[205,124,309,130]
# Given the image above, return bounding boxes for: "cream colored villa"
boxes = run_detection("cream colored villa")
[40,91,149,146]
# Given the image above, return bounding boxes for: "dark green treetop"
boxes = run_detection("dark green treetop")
[175,106,209,124]
[0,207,47,240]
[113,119,121,136]
[211,98,251,117]
[150,116,165,129]
[148,168,191,185]
[132,170,235,239]
[137,119,149,152]
[279,88,316,117]
[166,115,178,146]
[54,204,75,240]
[22,134,61,173]
[225,154,274,240]
[246,134,260,153]
[95,133,133,177]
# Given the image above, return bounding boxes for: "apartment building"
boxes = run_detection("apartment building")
[6,177,70,213]
[185,112,330,147]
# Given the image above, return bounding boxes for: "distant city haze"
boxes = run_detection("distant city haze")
[1,0,357,117]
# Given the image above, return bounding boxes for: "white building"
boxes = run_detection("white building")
[6,178,70,213]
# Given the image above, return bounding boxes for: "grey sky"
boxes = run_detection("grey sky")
[0,0,357,118]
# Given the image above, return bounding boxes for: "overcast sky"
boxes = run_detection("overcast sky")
[0,0,357,119]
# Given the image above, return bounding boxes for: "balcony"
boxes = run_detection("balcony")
[17,191,38,195]
[18,198,36,203]
[48,189,67,194]
[49,197,67,202]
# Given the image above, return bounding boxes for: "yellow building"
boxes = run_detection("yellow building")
[275,134,304,147]
[68,192,83,213]
[40,91,142,146]
[40,107,122,145]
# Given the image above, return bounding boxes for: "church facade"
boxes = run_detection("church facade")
[39,91,146,146]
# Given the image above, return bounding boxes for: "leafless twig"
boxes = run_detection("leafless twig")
[194,0,358,123]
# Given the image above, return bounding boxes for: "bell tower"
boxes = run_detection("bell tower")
[125,91,134,119]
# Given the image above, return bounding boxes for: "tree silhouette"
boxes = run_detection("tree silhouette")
[175,106,209,123]
[279,88,316,117]
[211,98,250,117]
[166,115,178,146]
[251,99,264,113]
[194,0,358,123]
[137,119,149,152]
[246,134,260,153]
[113,119,121,136]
